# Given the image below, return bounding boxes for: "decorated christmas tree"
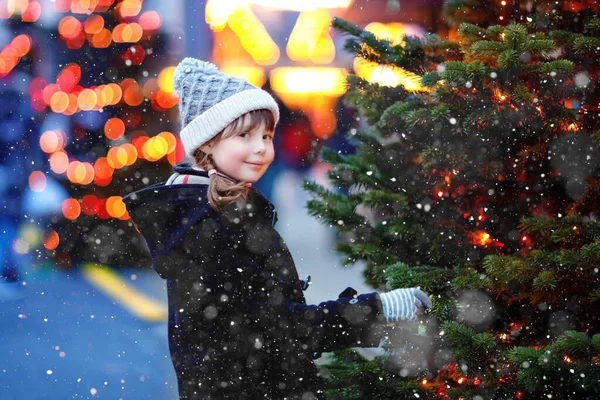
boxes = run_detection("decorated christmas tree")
[1,1,180,269]
[304,1,600,398]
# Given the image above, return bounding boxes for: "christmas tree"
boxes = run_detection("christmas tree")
[2,1,180,269]
[304,1,600,398]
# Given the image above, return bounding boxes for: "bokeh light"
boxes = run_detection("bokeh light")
[80,162,95,185]
[157,66,175,93]
[120,143,138,166]
[106,196,127,218]
[40,130,66,153]
[43,230,60,250]
[81,194,100,216]
[84,14,104,34]
[107,146,128,169]
[59,16,83,40]
[104,118,125,140]
[22,1,42,23]
[158,131,177,153]
[67,161,86,184]
[62,198,81,220]
[77,88,97,111]
[142,135,168,161]
[50,91,70,113]
[118,0,142,17]
[123,81,143,106]
[49,151,69,174]
[139,11,162,31]
[28,171,47,192]
[57,64,82,92]
[90,28,112,48]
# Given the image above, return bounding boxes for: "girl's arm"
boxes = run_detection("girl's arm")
[221,222,387,353]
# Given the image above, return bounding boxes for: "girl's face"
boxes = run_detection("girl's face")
[202,123,275,183]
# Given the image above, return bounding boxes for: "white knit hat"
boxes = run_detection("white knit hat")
[172,58,280,157]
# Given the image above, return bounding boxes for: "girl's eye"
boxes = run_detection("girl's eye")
[239,132,249,138]
[263,135,273,140]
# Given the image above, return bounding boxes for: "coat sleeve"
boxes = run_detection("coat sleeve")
[220,220,386,353]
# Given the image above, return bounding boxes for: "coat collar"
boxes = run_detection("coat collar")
[123,163,278,261]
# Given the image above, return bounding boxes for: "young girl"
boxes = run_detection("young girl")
[124,58,432,400]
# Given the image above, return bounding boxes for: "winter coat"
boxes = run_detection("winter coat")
[123,163,386,400]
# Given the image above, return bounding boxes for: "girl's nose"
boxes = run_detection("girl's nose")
[253,137,265,153]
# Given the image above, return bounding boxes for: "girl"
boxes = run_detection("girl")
[124,58,432,400]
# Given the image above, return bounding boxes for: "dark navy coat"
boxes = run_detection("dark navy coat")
[124,164,385,399]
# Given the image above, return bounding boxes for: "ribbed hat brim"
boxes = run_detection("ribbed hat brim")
[180,89,280,157]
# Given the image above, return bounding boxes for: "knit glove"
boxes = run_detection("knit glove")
[378,288,432,322]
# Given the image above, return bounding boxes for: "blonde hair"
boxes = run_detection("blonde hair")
[192,109,276,211]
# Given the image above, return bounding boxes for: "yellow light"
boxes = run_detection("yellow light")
[270,67,347,95]
[270,67,347,137]
[205,0,243,30]
[227,6,279,65]
[250,0,352,10]
[7,0,29,15]
[353,23,427,91]
[206,0,353,25]
[157,66,176,93]
[481,233,490,245]
[287,10,335,64]
[143,136,169,161]
[220,66,266,87]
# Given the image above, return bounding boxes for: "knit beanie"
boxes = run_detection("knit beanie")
[172,57,280,157]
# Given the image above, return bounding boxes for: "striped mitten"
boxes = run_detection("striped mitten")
[378,288,432,321]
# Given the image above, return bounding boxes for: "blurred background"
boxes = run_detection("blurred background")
[0,0,446,398]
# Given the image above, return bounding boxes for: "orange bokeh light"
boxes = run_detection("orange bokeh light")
[77,88,97,111]
[94,157,114,179]
[90,28,112,48]
[49,151,69,174]
[59,16,83,40]
[80,162,95,185]
[40,130,65,153]
[65,93,80,115]
[119,0,142,17]
[43,230,60,250]
[50,91,70,113]
[107,146,128,169]
[155,90,178,109]
[142,78,159,99]
[104,118,126,140]
[11,34,32,57]
[123,82,143,106]
[106,196,127,218]
[94,86,108,108]
[84,14,104,34]
[120,143,138,166]
[42,84,60,105]
[67,161,87,184]
[28,171,47,192]
[62,198,81,220]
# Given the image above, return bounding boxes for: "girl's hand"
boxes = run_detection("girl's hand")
[378,288,432,322]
